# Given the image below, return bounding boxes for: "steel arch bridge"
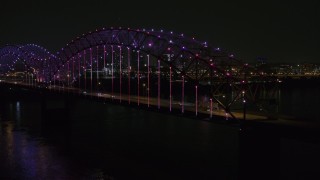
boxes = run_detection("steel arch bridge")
[0,27,275,120]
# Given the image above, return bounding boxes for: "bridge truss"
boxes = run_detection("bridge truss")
[0,28,278,120]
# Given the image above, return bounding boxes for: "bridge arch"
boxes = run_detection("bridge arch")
[0,44,57,83]
[52,28,247,119]
[0,27,258,120]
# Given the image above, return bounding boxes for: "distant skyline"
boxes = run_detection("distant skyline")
[1,0,319,63]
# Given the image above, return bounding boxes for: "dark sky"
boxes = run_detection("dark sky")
[1,0,319,63]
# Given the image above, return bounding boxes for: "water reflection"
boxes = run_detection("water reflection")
[278,86,320,121]
[0,100,239,179]
[16,101,21,126]
[0,103,82,179]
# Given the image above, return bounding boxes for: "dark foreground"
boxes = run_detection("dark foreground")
[0,86,320,179]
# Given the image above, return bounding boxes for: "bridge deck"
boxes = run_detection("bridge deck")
[1,80,269,121]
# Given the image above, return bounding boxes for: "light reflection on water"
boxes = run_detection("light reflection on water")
[0,121,80,179]
[278,86,320,121]
[0,100,238,179]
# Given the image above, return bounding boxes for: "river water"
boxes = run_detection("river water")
[278,84,320,121]
[0,99,239,179]
[1,84,320,179]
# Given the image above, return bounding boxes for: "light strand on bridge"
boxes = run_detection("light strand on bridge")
[147,54,150,107]
[195,85,198,116]
[119,46,122,103]
[170,66,172,112]
[103,45,106,69]
[83,50,86,92]
[127,47,130,104]
[57,71,60,92]
[97,46,99,86]
[78,53,81,91]
[103,46,106,98]
[90,48,93,94]
[67,61,70,87]
[137,50,140,106]
[210,98,213,118]
[73,57,75,85]
[182,75,184,113]
[111,45,114,100]
[158,59,160,109]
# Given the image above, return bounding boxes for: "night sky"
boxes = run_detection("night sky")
[1,0,319,63]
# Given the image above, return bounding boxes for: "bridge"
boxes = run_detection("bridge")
[0,27,278,121]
